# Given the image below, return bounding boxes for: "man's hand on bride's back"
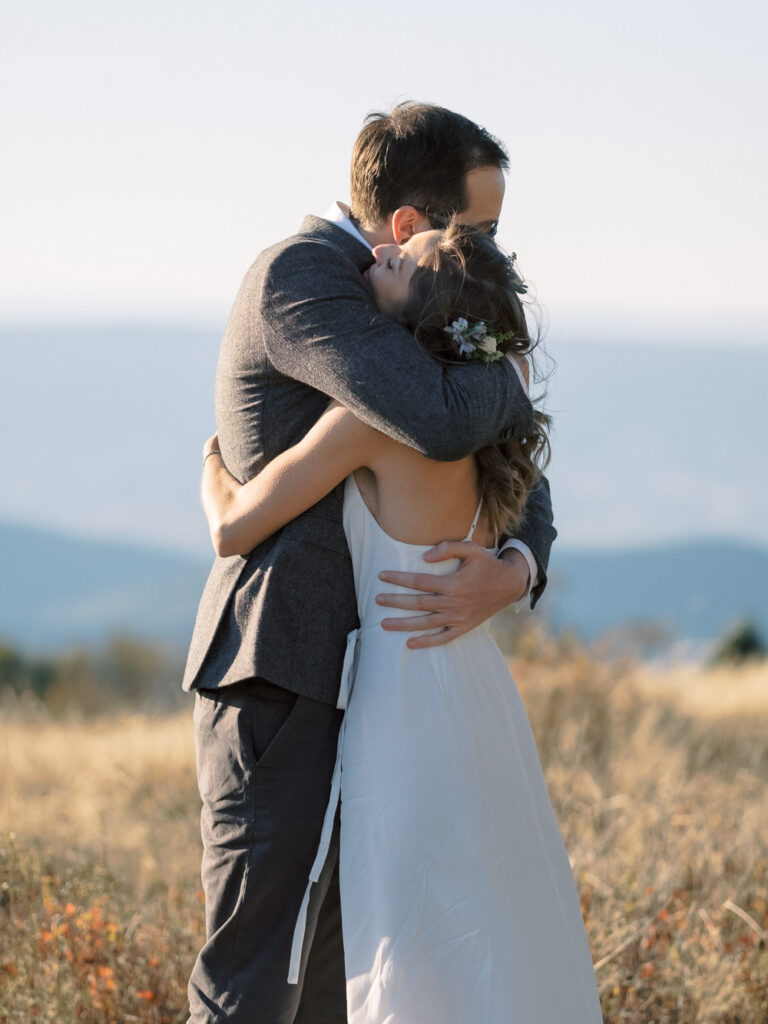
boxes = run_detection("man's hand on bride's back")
[375,544,530,648]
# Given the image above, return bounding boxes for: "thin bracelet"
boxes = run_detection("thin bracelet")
[203,449,222,467]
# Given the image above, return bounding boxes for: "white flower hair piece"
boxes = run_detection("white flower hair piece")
[443,318,504,363]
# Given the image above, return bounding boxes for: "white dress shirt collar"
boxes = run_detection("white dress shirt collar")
[321,201,372,252]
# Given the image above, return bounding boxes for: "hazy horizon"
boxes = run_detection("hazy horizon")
[2,323,765,556]
[1,314,766,351]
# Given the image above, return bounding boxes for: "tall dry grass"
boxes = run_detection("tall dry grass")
[1,647,767,1022]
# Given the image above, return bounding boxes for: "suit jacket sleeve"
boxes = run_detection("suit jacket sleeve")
[259,238,535,461]
[501,474,557,608]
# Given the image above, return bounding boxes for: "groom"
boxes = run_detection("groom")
[183,102,556,1023]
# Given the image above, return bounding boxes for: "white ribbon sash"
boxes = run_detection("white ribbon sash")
[286,626,362,984]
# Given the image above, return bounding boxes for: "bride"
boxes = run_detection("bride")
[200,224,603,1023]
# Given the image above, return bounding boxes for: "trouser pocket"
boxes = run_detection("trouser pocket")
[193,682,298,818]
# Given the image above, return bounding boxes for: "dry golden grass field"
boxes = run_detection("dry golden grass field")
[1,644,767,1023]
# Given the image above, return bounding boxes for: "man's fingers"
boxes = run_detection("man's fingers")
[422,540,475,562]
[378,570,457,594]
[380,613,452,632]
[375,592,453,611]
[405,626,468,649]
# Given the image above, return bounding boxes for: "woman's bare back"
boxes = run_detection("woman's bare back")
[354,439,496,550]
[352,355,528,550]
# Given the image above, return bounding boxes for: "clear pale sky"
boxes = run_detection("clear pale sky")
[2,0,766,344]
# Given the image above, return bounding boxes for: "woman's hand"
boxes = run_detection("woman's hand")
[201,434,244,556]
[203,433,221,461]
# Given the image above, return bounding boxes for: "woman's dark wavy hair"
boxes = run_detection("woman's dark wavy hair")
[400,223,551,539]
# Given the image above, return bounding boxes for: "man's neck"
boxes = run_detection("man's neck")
[341,202,394,248]
[358,222,396,248]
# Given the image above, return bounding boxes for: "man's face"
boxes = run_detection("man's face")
[456,165,506,235]
[382,164,506,247]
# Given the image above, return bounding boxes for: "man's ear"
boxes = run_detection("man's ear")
[391,206,432,245]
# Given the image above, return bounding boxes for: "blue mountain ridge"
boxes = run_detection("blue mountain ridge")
[545,539,768,642]
[0,522,209,651]
[1,521,765,653]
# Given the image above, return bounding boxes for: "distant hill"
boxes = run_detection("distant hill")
[548,540,768,642]
[0,522,209,651]
[1,521,765,653]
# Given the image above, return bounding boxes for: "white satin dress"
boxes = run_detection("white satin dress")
[289,473,603,1023]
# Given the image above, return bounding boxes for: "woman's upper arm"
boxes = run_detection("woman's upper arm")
[216,405,388,555]
[254,404,375,516]
[286,402,386,478]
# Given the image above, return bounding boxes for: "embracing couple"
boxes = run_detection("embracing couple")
[182,103,603,1023]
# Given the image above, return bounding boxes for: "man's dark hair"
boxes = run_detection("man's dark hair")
[350,102,509,229]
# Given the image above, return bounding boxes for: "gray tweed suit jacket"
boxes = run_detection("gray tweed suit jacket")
[182,215,557,705]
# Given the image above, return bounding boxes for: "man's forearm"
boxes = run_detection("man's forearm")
[261,243,535,459]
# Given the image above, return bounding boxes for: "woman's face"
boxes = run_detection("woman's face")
[366,230,441,320]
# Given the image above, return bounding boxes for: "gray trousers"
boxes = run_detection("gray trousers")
[186,680,347,1023]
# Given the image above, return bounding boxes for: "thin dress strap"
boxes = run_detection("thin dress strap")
[464,497,484,542]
